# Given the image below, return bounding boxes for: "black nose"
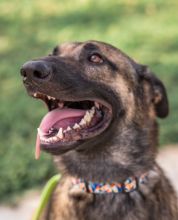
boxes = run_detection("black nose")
[20,61,52,81]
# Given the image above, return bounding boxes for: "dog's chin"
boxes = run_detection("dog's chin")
[40,140,80,155]
[31,92,113,156]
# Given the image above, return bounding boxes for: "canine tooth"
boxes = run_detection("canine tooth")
[73,123,80,129]
[94,102,100,109]
[37,128,44,137]
[34,93,37,97]
[57,128,63,139]
[66,126,71,131]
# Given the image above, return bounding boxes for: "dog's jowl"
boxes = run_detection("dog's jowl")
[21,41,178,220]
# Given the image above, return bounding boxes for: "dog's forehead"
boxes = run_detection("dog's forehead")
[54,41,121,57]
[60,42,82,52]
[52,42,80,57]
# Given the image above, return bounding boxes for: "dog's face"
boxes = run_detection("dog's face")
[21,41,168,159]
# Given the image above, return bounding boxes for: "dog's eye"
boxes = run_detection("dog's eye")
[88,54,103,64]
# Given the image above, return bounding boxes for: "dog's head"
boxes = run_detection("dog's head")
[20,41,168,162]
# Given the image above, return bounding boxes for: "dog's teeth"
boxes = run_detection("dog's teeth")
[84,111,92,123]
[44,139,48,143]
[58,102,64,108]
[49,136,57,142]
[47,95,56,100]
[66,126,72,131]
[79,118,86,126]
[37,128,44,137]
[51,137,56,142]
[46,137,53,142]
[73,123,80,129]
[47,136,57,142]
[64,126,72,133]
[40,136,46,141]
[89,108,95,116]
[49,127,55,133]
[56,128,63,139]
[34,93,37,97]
[94,102,100,109]
[91,106,95,112]
[85,111,90,117]
[53,136,59,142]
[57,128,63,139]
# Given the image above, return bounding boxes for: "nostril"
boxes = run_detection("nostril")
[33,70,43,79]
[33,69,49,79]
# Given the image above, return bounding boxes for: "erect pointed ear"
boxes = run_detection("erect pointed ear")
[137,65,169,118]
[52,45,60,55]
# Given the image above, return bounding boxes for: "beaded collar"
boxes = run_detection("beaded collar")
[72,173,148,194]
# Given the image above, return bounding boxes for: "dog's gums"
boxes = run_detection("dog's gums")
[33,92,112,159]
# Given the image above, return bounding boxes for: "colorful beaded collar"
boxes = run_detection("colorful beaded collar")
[72,173,148,194]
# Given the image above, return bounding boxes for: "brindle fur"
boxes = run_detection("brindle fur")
[21,41,178,220]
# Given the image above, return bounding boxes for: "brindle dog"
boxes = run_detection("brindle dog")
[21,41,178,220]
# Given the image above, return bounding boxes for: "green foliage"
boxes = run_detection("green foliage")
[0,0,178,201]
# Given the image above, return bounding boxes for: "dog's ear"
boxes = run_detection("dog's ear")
[52,46,60,55]
[137,65,169,118]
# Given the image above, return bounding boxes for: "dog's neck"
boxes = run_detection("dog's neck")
[54,123,157,183]
[54,152,155,183]
[54,146,156,183]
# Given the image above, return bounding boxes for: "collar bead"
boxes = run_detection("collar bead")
[72,173,147,194]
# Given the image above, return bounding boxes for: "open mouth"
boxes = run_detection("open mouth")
[33,93,112,159]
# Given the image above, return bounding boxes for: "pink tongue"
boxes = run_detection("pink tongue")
[35,134,41,160]
[39,108,86,132]
[35,108,86,160]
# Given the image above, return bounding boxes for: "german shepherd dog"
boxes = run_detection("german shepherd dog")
[21,41,178,220]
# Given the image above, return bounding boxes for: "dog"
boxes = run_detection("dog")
[21,41,178,220]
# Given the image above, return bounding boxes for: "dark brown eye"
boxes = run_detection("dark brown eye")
[89,54,103,64]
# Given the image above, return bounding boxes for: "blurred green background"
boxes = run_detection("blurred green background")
[0,0,178,202]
